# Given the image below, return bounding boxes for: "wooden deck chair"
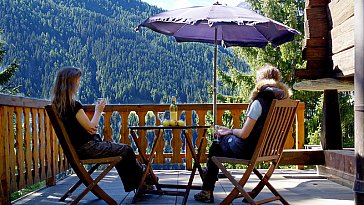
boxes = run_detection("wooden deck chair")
[211,99,299,205]
[45,104,122,205]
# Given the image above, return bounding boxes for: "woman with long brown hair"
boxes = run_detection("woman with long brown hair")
[51,66,152,193]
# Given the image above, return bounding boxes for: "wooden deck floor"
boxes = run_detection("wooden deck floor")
[12,169,354,205]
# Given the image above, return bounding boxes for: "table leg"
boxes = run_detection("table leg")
[130,129,162,203]
[182,129,207,205]
[129,127,209,205]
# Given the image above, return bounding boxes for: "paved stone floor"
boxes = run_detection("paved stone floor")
[12,169,354,205]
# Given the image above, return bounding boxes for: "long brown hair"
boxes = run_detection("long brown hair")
[51,66,82,116]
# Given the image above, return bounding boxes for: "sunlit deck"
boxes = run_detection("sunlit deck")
[0,94,356,204]
[12,169,354,205]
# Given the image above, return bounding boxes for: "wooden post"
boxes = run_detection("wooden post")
[0,106,10,205]
[296,102,305,150]
[320,90,342,150]
[354,0,364,203]
[296,103,305,170]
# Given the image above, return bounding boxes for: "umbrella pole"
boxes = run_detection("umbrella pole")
[213,27,217,127]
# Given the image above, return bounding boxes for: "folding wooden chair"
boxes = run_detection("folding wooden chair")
[45,105,122,205]
[211,99,299,205]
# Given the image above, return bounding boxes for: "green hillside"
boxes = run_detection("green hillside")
[0,0,247,104]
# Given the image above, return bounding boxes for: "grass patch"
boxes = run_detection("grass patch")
[10,181,46,201]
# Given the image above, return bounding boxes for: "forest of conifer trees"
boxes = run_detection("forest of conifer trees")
[0,0,247,104]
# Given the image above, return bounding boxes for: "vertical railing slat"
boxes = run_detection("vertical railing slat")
[195,110,208,163]
[103,112,112,141]
[120,112,130,144]
[31,108,40,184]
[50,123,57,185]
[154,129,165,164]
[8,107,14,191]
[171,128,182,163]
[39,109,46,181]
[44,111,52,184]
[137,111,148,162]
[23,108,33,186]
[15,107,25,190]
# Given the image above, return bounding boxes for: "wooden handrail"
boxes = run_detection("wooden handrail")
[0,94,305,203]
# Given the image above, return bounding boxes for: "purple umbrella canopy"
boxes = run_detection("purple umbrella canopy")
[136,2,300,125]
[136,2,300,48]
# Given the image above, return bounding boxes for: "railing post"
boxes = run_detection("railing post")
[296,102,305,169]
[45,113,56,186]
[296,102,305,150]
[0,106,10,204]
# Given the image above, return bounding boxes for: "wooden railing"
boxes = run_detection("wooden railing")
[0,94,304,204]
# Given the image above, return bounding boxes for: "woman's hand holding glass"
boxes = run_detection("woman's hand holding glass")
[95,97,108,115]
[214,125,231,137]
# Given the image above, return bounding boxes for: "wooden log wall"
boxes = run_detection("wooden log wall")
[297,0,355,80]
[298,0,332,79]
[329,0,355,76]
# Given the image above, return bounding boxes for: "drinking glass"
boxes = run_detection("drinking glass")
[97,97,109,115]
[213,125,221,143]
[157,112,165,125]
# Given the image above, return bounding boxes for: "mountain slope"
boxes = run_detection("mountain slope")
[0,0,247,103]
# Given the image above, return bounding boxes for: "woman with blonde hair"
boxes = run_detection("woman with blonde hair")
[194,64,292,203]
[51,66,153,193]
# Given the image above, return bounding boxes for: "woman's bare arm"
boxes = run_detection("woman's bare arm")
[216,117,257,140]
[75,101,105,134]
[231,117,257,139]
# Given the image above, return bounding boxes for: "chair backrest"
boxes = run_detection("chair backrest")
[250,99,299,163]
[45,104,88,176]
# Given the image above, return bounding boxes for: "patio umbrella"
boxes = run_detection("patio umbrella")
[136,2,300,125]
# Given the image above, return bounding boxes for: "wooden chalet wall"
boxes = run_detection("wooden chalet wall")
[329,0,355,77]
[296,0,354,90]
[300,0,331,79]
[296,0,357,187]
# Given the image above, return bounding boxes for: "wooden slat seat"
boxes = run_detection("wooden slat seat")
[45,104,122,205]
[212,99,299,205]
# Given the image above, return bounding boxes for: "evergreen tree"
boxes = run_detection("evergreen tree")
[218,0,354,146]
[0,29,20,94]
[216,0,307,104]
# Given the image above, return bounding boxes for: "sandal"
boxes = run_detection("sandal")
[194,190,214,203]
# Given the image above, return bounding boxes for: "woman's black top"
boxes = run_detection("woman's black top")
[60,101,94,149]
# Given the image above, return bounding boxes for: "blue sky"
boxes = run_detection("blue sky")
[140,0,244,11]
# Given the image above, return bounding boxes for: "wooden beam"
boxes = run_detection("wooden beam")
[303,37,329,47]
[294,68,330,80]
[0,94,50,108]
[304,18,329,38]
[302,47,328,60]
[279,149,325,165]
[323,149,355,175]
[293,78,354,91]
[305,6,328,19]
[318,149,355,187]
